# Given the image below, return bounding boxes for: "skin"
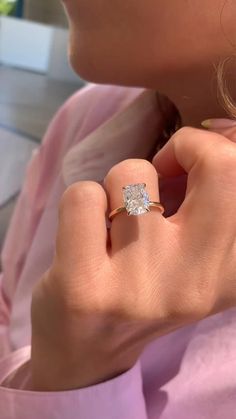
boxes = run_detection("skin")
[30,126,236,391]
[64,0,236,126]
[26,1,236,390]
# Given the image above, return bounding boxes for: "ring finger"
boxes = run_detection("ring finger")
[104,158,165,253]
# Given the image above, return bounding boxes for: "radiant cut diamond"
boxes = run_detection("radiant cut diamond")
[123,183,150,216]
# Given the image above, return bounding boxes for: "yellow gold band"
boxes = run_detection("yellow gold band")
[109,201,165,221]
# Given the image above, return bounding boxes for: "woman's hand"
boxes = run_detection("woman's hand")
[31,125,236,391]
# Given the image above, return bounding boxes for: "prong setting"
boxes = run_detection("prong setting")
[123,183,150,216]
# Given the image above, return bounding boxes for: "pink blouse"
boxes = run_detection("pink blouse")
[0,83,235,418]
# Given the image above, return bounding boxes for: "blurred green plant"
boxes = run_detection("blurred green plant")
[0,0,17,15]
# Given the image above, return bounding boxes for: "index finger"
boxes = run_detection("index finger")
[152,127,236,229]
[152,126,233,177]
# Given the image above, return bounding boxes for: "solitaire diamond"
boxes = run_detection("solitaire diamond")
[123,183,150,216]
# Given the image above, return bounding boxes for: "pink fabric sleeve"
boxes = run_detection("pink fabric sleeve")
[0,84,149,418]
[0,273,11,358]
[0,347,148,419]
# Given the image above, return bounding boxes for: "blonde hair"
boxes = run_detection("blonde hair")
[217,56,236,119]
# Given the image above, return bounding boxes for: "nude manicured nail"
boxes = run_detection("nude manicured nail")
[201,118,236,129]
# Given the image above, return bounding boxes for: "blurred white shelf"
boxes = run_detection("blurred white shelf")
[0,16,82,83]
[0,16,53,72]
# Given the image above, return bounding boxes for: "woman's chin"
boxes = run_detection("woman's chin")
[68,50,107,85]
[68,47,115,85]
[68,48,148,87]
[67,29,166,89]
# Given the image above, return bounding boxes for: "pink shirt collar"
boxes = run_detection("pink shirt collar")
[62,89,164,187]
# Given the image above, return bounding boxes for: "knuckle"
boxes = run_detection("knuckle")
[171,126,196,145]
[105,158,155,184]
[59,181,105,213]
[174,126,193,138]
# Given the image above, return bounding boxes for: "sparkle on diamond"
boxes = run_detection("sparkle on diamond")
[123,183,150,216]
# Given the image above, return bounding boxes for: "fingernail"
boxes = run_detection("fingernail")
[201,118,236,129]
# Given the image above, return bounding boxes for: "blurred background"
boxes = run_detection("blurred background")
[0,0,86,251]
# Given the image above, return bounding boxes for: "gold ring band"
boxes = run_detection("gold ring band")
[109,201,165,221]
